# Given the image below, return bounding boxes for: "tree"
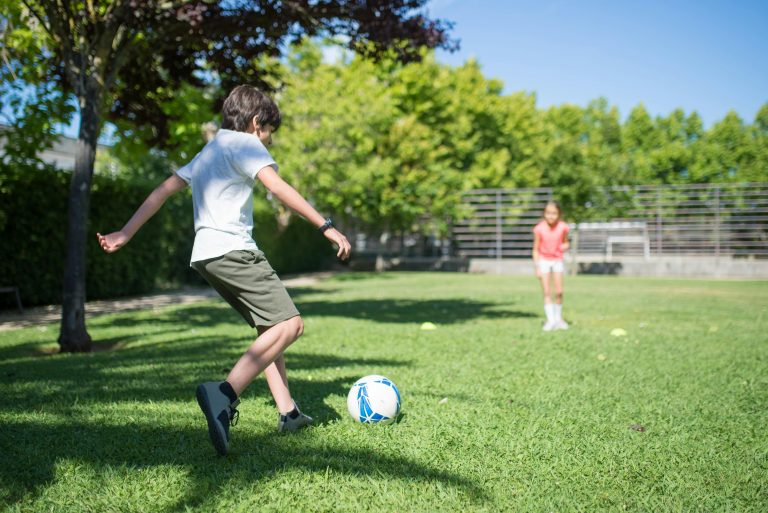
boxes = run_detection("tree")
[691,111,750,183]
[748,103,768,182]
[622,104,661,184]
[275,44,541,237]
[539,102,607,221]
[274,41,397,232]
[1,1,456,352]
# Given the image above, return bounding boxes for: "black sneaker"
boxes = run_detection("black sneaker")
[277,402,313,433]
[196,381,240,455]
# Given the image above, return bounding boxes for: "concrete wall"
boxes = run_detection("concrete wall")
[351,255,768,279]
[469,256,768,279]
[349,256,469,273]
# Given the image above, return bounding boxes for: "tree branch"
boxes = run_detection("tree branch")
[22,1,82,92]
[19,1,56,41]
[103,26,135,90]
[93,1,134,74]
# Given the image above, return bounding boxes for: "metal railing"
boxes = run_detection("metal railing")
[453,188,553,258]
[455,182,768,259]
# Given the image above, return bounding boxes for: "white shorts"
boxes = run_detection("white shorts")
[538,259,564,274]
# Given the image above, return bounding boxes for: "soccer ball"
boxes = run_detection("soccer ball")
[347,375,401,424]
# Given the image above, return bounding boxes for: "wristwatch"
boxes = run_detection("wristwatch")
[319,218,334,233]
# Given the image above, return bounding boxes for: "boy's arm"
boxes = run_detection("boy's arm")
[97,174,188,253]
[257,166,351,260]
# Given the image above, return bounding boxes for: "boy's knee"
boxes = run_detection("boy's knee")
[288,315,304,340]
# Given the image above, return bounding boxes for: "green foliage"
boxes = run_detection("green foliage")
[0,164,331,308]
[107,83,221,171]
[274,43,539,235]
[252,195,337,275]
[269,41,768,226]
[0,4,77,165]
[0,163,168,307]
[1,0,455,155]
[0,162,68,305]
[81,39,767,233]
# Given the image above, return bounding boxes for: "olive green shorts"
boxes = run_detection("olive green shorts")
[191,249,300,329]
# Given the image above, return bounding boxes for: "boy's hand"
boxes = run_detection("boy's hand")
[97,231,129,253]
[324,228,351,260]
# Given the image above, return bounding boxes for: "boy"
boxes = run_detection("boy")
[97,85,351,455]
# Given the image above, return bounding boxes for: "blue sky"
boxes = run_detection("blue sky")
[427,0,768,125]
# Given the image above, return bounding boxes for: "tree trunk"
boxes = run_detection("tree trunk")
[58,88,101,353]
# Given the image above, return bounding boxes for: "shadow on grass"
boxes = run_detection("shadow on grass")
[0,338,478,507]
[1,418,487,510]
[326,272,396,282]
[81,295,534,334]
[295,298,535,324]
[0,339,410,419]
[0,287,498,507]
[92,303,242,330]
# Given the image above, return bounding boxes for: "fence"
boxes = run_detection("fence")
[454,182,768,260]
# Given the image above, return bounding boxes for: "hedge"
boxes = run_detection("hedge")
[0,164,333,309]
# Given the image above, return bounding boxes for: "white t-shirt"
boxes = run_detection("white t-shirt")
[175,129,278,263]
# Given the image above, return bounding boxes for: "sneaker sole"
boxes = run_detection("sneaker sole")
[196,384,229,456]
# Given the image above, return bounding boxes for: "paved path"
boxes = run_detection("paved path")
[0,272,334,332]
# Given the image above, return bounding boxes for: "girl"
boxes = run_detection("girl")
[532,201,570,331]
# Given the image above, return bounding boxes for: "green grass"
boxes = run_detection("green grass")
[1,272,766,512]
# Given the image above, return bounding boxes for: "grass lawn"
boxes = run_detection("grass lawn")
[1,272,766,512]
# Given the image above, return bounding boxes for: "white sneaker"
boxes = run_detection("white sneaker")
[542,320,557,332]
[555,320,569,330]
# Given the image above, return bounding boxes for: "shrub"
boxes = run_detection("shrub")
[0,164,333,309]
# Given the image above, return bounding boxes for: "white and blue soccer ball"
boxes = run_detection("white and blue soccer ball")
[347,375,401,424]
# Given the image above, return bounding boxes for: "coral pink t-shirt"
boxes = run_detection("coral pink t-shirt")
[533,220,569,260]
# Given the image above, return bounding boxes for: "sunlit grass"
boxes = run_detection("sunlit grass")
[1,272,766,512]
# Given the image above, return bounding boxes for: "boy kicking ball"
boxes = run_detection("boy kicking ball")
[97,85,351,455]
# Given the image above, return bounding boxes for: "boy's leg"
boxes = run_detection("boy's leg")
[257,327,314,432]
[227,315,304,395]
[196,317,303,455]
[192,252,306,453]
[271,353,289,389]
[254,325,293,412]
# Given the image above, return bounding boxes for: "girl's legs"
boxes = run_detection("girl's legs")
[552,271,564,305]
[552,271,567,328]
[226,315,303,396]
[539,271,552,303]
[539,271,556,329]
